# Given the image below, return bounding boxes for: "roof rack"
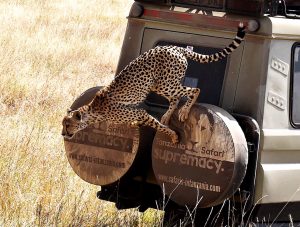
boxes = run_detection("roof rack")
[135,0,300,18]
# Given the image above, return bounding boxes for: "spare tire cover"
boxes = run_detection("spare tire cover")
[64,87,140,186]
[152,104,248,207]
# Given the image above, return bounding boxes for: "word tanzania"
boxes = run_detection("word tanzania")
[157,139,226,158]
[153,148,224,174]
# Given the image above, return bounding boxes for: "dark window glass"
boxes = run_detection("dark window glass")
[291,45,300,127]
[145,41,227,107]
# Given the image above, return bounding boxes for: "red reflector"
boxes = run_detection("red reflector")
[144,9,193,21]
[144,9,160,18]
[142,9,248,31]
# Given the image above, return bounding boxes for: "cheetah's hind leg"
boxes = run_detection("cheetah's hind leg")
[178,86,200,122]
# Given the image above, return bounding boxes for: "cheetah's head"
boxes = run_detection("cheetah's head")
[61,109,87,139]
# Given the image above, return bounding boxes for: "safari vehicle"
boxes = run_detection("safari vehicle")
[64,0,300,225]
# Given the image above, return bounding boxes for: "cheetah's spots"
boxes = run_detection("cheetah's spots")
[64,26,245,142]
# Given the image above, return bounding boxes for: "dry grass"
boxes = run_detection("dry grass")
[0,0,162,226]
[0,0,296,226]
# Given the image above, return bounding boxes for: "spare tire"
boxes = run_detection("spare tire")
[152,104,248,208]
[64,87,140,186]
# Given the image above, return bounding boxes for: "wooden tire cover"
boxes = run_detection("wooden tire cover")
[152,104,248,207]
[64,87,139,186]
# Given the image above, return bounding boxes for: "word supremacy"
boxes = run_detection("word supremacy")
[70,130,133,153]
[153,148,224,174]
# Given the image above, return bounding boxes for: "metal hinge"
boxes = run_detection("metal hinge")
[271,57,289,77]
[267,91,286,110]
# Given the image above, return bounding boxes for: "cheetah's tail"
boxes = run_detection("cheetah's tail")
[181,22,246,63]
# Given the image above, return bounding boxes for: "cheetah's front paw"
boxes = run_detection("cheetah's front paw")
[160,114,170,125]
[130,121,139,127]
[170,131,179,144]
[178,107,190,122]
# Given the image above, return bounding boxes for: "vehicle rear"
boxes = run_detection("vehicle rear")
[65,0,300,224]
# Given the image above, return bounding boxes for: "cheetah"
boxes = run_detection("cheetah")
[62,23,246,144]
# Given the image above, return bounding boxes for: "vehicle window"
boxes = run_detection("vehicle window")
[291,44,300,127]
[146,41,227,107]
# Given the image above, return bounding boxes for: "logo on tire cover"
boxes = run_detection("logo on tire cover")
[66,121,134,153]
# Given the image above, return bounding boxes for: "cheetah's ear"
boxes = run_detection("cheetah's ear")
[73,110,82,121]
[96,86,109,98]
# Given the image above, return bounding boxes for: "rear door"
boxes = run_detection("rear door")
[141,28,244,112]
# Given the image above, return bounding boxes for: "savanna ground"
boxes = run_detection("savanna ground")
[0,0,162,226]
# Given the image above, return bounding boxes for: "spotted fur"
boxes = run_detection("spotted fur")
[62,24,246,143]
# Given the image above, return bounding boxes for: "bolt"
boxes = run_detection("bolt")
[248,20,260,32]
